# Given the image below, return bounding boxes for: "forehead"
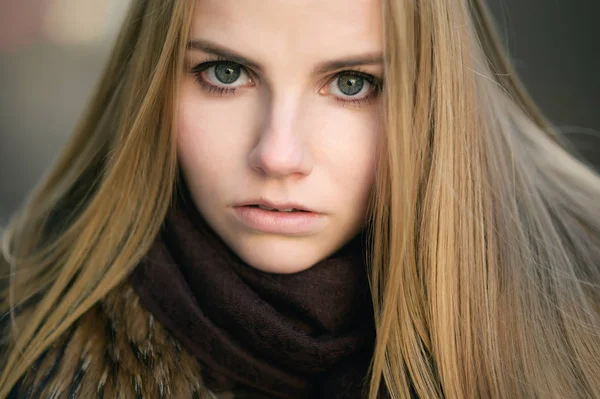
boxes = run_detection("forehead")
[191,0,382,66]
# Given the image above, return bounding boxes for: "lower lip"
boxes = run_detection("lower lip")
[233,206,325,235]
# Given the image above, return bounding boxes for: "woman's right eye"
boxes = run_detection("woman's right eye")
[191,61,254,94]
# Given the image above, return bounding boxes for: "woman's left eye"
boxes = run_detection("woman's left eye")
[322,72,382,103]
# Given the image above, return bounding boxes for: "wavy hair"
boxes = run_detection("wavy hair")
[2,0,599,398]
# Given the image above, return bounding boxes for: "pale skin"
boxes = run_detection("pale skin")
[177,0,383,274]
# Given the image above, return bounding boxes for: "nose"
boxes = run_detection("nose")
[248,94,313,178]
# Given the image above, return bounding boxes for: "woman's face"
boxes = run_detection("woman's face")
[177,0,383,273]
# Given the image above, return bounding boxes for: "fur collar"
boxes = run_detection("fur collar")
[11,283,234,398]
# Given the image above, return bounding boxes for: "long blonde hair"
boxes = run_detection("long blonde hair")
[2,0,599,398]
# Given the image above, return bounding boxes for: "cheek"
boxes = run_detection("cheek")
[176,95,232,204]
[343,128,378,210]
[176,111,219,180]
[176,85,255,184]
[317,109,380,200]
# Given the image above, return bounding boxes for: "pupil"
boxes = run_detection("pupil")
[215,63,241,84]
[338,75,364,96]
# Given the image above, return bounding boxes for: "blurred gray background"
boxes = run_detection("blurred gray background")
[1,0,599,222]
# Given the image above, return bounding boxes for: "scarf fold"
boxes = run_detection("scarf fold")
[130,192,376,398]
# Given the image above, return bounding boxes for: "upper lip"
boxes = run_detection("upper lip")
[235,199,317,213]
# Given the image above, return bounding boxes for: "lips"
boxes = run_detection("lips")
[232,200,324,235]
[237,199,316,214]
[247,204,307,213]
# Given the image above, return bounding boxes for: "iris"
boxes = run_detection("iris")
[214,63,241,84]
[337,74,364,96]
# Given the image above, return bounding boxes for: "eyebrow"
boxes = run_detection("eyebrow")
[187,39,383,75]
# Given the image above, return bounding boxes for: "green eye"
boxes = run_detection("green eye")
[214,63,241,84]
[337,74,365,96]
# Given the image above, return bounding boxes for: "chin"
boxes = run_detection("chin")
[230,236,332,274]
[238,249,320,275]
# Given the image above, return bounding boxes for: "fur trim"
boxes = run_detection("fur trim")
[11,283,231,398]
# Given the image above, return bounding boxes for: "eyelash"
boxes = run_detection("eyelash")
[188,57,383,107]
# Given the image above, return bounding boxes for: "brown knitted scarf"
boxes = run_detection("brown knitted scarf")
[130,191,376,398]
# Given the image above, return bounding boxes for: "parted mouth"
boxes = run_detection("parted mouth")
[245,204,308,212]
[232,199,325,235]
[235,200,317,213]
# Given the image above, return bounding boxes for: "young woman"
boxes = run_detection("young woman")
[1,0,599,398]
